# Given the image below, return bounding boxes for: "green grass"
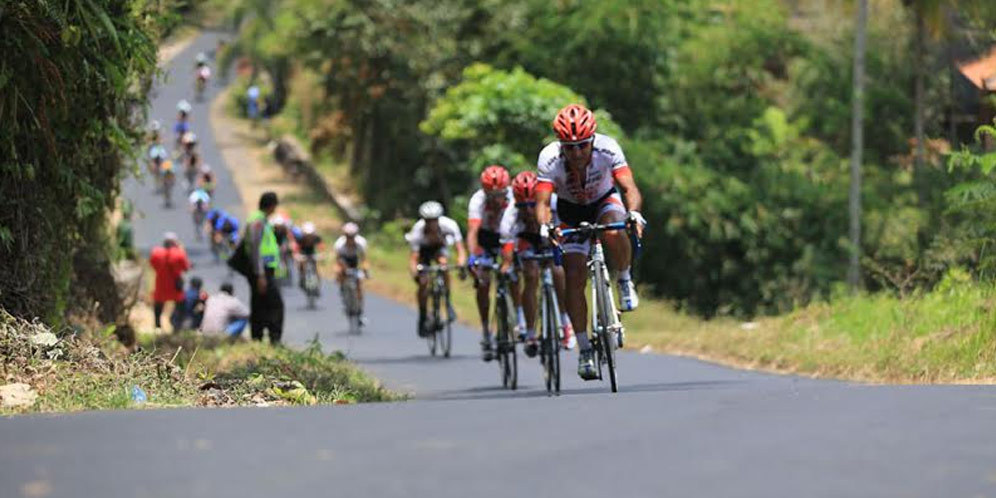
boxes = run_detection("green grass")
[0,311,399,415]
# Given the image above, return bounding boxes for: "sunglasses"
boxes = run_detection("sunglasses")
[560,138,594,150]
[515,201,536,208]
[486,189,508,199]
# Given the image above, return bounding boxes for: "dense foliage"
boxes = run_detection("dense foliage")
[0,0,160,321]
[225,0,995,316]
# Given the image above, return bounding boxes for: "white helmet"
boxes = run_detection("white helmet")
[177,99,192,113]
[270,214,287,226]
[181,132,198,145]
[200,164,212,174]
[302,222,316,235]
[196,52,208,64]
[148,120,161,132]
[419,201,444,220]
[342,222,359,236]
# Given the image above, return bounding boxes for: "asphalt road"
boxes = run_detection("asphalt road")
[3,33,996,498]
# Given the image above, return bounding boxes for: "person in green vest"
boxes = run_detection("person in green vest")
[245,191,284,344]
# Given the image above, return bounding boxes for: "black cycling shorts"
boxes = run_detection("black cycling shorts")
[556,188,619,227]
[476,229,502,256]
[418,244,445,266]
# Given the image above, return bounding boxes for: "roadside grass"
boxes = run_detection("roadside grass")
[216,84,996,384]
[0,311,399,415]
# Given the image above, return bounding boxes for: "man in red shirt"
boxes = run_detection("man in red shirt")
[149,232,191,332]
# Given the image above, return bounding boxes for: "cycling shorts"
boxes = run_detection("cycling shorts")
[417,244,447,266]
[557,188,626,255]
[474,229,502,257]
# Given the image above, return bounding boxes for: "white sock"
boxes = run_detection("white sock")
[618,268,632,281]
[516,307,526,329]
[560,312,572,330]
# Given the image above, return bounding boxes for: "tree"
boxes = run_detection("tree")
[848,0,869,289]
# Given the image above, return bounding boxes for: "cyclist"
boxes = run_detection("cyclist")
[406,201,467,339]
[499,171,576,357]
[295,221,324,286]
[210,210,240,261]
[198,166,216,197]
[188,188,211,241]
[148,142,168,189]
[466,165,515,361]
[160,159,177,207]
[333,222,369,321]
[174,100,192,149]
[270,213,296,285]
[195,53,211,99]
[536,104,646,380]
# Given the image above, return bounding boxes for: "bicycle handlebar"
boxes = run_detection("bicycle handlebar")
[558,221,628,238]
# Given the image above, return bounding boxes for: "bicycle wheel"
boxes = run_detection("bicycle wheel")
[593,262,618,393]
[543,286,561,394]
[501,289,518,390]
[427,287,439,356]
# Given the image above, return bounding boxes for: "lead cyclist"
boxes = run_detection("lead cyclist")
[535,104,647,381]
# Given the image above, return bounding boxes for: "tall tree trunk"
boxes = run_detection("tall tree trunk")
[913,8,928,209]
[848,0,868,290]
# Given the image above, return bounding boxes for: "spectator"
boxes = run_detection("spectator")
[179,277,208,330]
[245,192,284,344]
[149,232,191,332]
[200,283,249,337]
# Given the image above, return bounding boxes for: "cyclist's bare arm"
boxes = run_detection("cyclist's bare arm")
[614,172,644,236]
[466,220,481,256]
[409,251,420,277]
[454,241,468,267]
[536,189,553,227]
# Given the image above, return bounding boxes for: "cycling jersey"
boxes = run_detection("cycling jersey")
[500,194,560,253]
[535,133,631,205]
[148,144,167,160]
[405,217,462,250]
[198,66,211,80]
[468,188,513,233]
[215,214,239,242]
[297,233,323,256]
[188,190,211,207]
[334,235,367,267]
[173,121,190,137]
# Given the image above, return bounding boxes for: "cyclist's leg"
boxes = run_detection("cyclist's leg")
[563,251,590,350]
[552,264,576,348]
[472,254,491,336]
[597,195,638,310]
[521,260,539,338]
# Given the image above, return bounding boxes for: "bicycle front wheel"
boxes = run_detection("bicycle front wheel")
[427,288,440,356]
[544,286,561,394]
[593,262,618,393]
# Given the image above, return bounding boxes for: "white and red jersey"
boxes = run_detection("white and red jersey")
[333,235,367,260]
[499,194,560,245]
[467,188,513,233]
[405,216,463,250]
[535,133,631,205]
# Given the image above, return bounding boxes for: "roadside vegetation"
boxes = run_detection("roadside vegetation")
[0,310,397,414]
[216,0,996,383]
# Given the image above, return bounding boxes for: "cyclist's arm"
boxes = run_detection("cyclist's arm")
[454,240,468,267]
[465,219,481,257]
[535,189,553,226]
[408,250,420,277]
[614,170,642,213]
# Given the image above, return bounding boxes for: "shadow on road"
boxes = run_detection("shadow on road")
[421,379,746,402]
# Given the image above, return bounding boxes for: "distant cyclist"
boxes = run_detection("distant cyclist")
[174,100,192,149]
[406,201,466,338]
[198,166,216,197]
[195,52,211,100]
[466,165,515,360]
[295,221,325,286]
[188,188,211,241]
[333,222,370,321]
[499,171,576,357]
[536,104,646,380]
[270,213,296,285]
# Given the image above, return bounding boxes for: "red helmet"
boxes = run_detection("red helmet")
[512,171,539,203]
[552,104,597,142]
[480,165,510,191]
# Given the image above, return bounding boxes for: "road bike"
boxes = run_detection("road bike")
[191,203,208,241]
[339,267,365,334]
[471,257,518,390]
[559,221,630,393]
[520,249,564,394]
[296,253,323,310]
[417,264,452,358]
